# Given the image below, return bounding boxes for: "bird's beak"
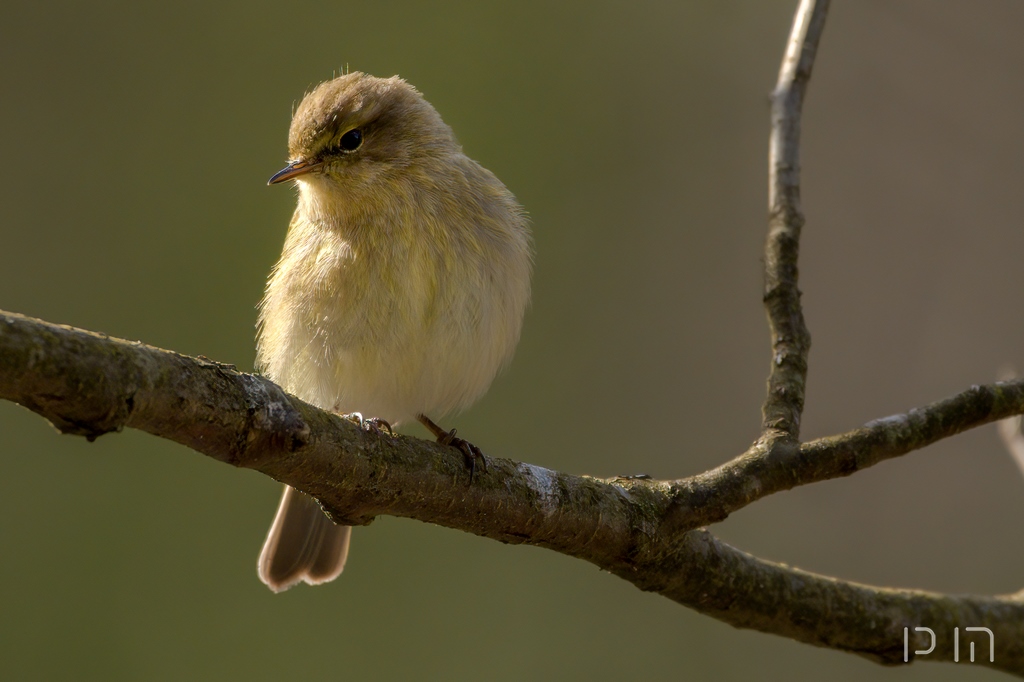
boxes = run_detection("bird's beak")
[268,159,322,185]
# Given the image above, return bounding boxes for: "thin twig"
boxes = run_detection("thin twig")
[761,0,828,441]
[997,416,1024,478]
[996,367,1024,479]
[669,379,1024,528]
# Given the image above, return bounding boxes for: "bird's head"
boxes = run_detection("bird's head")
[268,72,457,191]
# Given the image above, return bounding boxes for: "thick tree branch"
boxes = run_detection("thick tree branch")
[659,533,1024,669]
[3,310,1024,674]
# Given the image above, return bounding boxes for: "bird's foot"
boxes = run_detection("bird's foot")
[343,412,394,437]
[417,414,487,482]
[439,428,488,481]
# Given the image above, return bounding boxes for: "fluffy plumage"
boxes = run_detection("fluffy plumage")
[256,73,532,592]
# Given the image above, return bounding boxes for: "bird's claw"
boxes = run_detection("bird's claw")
[343,412,394,437]
[439,428,488,482]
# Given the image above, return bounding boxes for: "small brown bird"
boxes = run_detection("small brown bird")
[256,72,532,592]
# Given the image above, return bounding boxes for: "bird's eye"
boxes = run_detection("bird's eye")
[339,129,363,152]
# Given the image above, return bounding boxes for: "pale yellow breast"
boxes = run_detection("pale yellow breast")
[256,160,531,425]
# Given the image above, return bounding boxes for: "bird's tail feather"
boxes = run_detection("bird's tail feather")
[258,485,351,592]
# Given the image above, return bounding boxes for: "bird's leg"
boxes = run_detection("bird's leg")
[417,414,487,481]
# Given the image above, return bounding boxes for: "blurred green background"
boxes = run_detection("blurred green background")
[2,1,1023,679]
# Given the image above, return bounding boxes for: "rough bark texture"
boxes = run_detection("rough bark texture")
[2,0,1022,675]
[3,309,1024,675]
